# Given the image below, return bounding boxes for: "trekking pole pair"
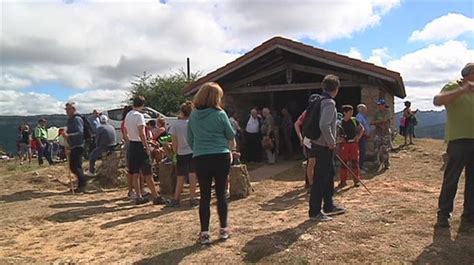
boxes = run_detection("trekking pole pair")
[335,154,372,194]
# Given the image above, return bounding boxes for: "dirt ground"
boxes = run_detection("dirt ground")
[1,138,473,264]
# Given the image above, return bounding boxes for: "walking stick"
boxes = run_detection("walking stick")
[66,149,74,194]
[335,154,372,194]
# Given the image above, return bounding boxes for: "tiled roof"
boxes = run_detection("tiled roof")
[184,36,405,98]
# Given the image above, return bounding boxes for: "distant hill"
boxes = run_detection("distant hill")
[0,115,68,154]
[395,110,446,140]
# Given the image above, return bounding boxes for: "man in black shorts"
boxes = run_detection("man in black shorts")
[124,96,165,205]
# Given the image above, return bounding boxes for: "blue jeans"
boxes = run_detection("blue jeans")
[38,141,53,165]
[359,137,367,169]
[89,145,114,174]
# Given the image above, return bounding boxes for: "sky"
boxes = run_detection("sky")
[0,0,473,115]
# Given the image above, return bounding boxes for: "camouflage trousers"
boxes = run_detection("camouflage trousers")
[374,135,391,169]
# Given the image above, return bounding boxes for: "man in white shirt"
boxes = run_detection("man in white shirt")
[125,96,165,205]
[244,108,262,162]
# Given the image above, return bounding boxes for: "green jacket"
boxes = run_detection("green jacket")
[187,108,235,157]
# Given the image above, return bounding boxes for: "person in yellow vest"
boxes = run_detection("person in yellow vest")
[434,63,474,227]
[34,118,54,166]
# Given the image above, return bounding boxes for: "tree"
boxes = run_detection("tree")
[129,70,200,116]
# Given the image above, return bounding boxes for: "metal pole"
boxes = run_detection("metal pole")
[186,57,190,81]
[335,154,372,194]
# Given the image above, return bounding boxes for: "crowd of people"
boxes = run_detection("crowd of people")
[15,63,473,243]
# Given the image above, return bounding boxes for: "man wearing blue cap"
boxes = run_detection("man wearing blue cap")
[371,98,391,170]
[433,63,474,227]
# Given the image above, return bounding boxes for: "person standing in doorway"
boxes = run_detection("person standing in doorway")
[434,63,474,227]
[308,74,347,222]
[244,108,262,162]
[261,108,276,164]
[355,104,370,171]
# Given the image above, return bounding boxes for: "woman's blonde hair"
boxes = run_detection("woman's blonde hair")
[193,82,224,110]
[180,101,194,118]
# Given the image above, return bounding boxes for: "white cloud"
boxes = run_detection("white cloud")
[345,47,363,60]
[0,0,400,95]
[1,74,33,90]
[388,40,474,111]
[367,47,390,66]
[67,89,130,114]
[0,90,63,116]
[409,13,474,42]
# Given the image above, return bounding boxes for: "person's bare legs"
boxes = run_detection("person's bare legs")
[174,175,186,200]
[132,173,142,197]
[189,172,197,200]
[144,174,159,199]
[307,158,316,186]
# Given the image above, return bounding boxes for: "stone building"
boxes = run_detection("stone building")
[184,36,406,155]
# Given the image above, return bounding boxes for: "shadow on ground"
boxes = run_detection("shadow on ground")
[49,198,124,208]
[134,244,206,265]
[242,220,314,263]
[414,221,474,264]
[0,190,65,203]
[259,188,307,211]
[100,206,192,229]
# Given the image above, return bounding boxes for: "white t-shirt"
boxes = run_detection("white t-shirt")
[246,116,260,133]
[124,110,146,142]
[169,119,193,155]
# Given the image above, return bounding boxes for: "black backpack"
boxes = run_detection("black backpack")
[302,94,330,140]
[75,114,94,140]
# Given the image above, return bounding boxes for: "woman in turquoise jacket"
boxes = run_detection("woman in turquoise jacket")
[188,82,236,245]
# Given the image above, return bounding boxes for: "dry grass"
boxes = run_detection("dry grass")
[0,138,473,264]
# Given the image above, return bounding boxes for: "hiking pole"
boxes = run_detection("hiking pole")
[335,154,372,194]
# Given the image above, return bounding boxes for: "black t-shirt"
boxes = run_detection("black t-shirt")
[22,130,31,144]
[341,118,360,140]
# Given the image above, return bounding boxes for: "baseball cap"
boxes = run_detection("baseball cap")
[461,63,474,78]
[376,98,386,105]
[99,115,108,124]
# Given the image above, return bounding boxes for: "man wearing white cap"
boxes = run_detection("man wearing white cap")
[88,115,117,175]
[434,63,474,227]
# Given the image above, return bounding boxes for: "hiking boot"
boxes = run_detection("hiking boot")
[219,227,230,240]
[354,181,361,187]
[310,213,333,222]
[70,186,86,193]
[142,191,151,199]
[325,206,347,216]
[153,196,166,205]
[165,199,181,208]
[436,215,450,228]
[190,199,199,208]
[127,191,137,201]
[135,197,149,205]
[197,232,212,245]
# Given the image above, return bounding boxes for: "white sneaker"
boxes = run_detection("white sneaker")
[219,227,230,240]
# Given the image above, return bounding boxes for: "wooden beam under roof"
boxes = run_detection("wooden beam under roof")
[227,81,358,94]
